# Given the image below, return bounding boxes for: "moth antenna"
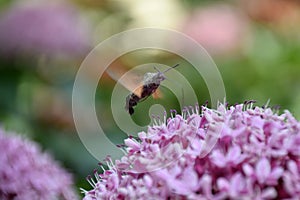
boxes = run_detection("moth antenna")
[153,66,161,73]
[163,63,180,73]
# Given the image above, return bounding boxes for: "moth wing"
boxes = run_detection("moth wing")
[152,89,163,99]
[132,85,143,98]
[106,67,144,98]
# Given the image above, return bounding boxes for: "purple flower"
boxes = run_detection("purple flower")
[0,1,90,57]
[82,102,300,199]
[0,128,78,200]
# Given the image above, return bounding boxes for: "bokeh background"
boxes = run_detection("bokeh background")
[1,0,300,196]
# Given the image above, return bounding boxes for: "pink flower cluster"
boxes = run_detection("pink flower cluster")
[0,1,90,57]
[82,103,300,199]
[0,128,78,200]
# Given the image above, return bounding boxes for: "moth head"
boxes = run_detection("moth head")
[143,72,166,85]
[143,64,179,85]
[154,72,166,83]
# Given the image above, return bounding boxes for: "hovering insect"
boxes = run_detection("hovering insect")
[107,64,180,115]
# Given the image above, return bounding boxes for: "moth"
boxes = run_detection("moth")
[107,64,180,115]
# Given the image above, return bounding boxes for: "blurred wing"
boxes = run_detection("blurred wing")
[106,66,144,98]
[152,89,163,99]
[132,85,143,98]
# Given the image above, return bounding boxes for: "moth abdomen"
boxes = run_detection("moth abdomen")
[125,83,160,115]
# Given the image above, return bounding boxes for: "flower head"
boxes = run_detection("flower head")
[0,1,90,57]
[83,102,300,199]
[0,128,78,200]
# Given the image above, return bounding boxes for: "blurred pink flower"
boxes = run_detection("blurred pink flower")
[0,128,78,200]
[82,102,300,199]
[182,4,250,56]
[0,1,90,57]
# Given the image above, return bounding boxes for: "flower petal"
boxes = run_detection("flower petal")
[256,158,271,184]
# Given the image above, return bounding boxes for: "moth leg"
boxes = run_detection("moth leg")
[136,95,151,103]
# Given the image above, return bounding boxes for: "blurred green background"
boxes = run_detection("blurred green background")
[1,0,300,196]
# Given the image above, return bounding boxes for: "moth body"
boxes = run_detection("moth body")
[125,64,179,115]
[126,83,160,115]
